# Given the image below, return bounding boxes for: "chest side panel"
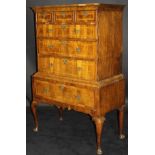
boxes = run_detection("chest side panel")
[100,78,125,115]
[97,8,123,80]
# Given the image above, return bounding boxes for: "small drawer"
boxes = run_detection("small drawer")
[38,39,97,59]
[37,12,53,23]
[34,79,94,108]
[55,11,74,24]
[38,57,96,81]
[76,10,96,23]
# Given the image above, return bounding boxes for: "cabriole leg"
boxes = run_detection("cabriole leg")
[58,107,63,121]
[118,105,125,139]
[93,116,105,155]
[31,101,38,132]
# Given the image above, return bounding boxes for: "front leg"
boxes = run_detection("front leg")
[93,116,105,155]
[118,105,125,139]
[31,101,38,132]
[58,107,63,121]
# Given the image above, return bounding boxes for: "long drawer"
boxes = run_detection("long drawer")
[38,56,96,80]
[38,39,97,59]
[34,79,95,108]
[37,24,97,39]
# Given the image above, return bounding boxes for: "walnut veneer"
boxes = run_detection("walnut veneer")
[31,3,125,154]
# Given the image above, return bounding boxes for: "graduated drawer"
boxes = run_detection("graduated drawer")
[76,10,96,23]
[37,12,53,24]
[37,24,97,39]
[34,79,94,108]
[38,39,97,59]
[38,57,96,80]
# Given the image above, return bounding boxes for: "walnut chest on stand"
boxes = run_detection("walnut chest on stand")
[31,3,125,154]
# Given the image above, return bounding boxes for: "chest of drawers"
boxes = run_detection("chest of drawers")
[31,3,125,154]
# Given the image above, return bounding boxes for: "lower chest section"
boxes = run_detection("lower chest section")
[33,79,95,109]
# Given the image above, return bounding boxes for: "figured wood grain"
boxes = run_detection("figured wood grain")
[37,12,53,24]
[37,24,97,39]
[34,79,95,108]
[55,11,74,24]
[38,39,97,59]
[97,9,123,80]
[38,56,96,80]
[76,10,96,23]
[33,72,124,89]
[100,79,125,116]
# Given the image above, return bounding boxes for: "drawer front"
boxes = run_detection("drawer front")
[37,12,53,23]
[76,11,96,23]
[34,80,94,108]
[37,24,96,39]
[38,57,96,80]
[38,39,97,59]
[34,80,51,98]
[55,11,74,24]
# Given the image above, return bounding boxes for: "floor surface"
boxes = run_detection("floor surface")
[26,106,128,155]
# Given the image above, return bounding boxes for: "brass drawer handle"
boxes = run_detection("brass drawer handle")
[61,12,66,17]
[61,40,67,45]
[48,29,53,32]
[40,12,46,18]
[63,58,68,64]
[76,47,81,52]
[82,11,88,16]
[74,29,80,34]
[49,63,53,67]
[61,24,67,30]
[75,95,81,101]
[47,45,53,48]
[59,85,65,91]
[77,67,82,71]
[42,88,49,94]
[40,15,45,18]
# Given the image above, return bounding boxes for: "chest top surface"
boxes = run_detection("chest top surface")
[32,3,124,11]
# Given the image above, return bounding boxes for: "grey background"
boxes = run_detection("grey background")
[26,0,128,106]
